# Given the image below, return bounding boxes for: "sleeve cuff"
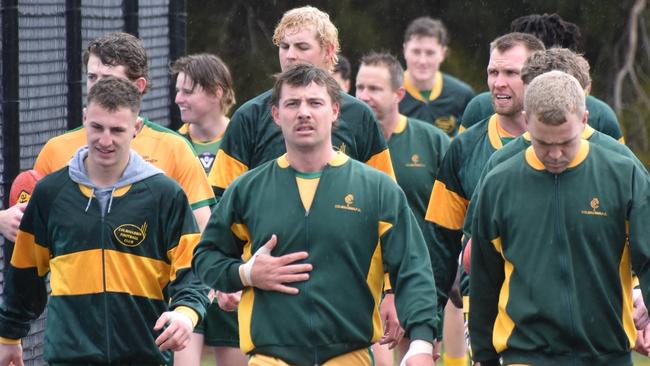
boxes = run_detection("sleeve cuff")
[0,337,20,345]
[383,272,392,292]
[174,306,199,328]
[407,324,436,344]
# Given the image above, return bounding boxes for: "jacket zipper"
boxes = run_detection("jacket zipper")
[554,174,577,347]
[101,212,111,362]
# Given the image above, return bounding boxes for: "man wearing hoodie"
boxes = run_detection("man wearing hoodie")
[0,77,208,365]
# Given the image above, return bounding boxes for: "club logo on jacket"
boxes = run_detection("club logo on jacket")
[114,222,148,247]
[335,193,361,212]
[581,197,607,217]
[337,143,347,154]
[434,116,456,135]
[406,154,426,168]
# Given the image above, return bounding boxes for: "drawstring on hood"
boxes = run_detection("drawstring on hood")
[69,146,162,216]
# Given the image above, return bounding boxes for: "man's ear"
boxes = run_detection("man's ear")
[395,86,406,103]
[134,116,144,133]
[133,77,147,93]
[331,102,340,122]
[522,111,528,127]
[271,105,281,127]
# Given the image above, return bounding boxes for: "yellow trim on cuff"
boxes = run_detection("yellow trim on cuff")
[0,337,20,345]
[174,306,199,328]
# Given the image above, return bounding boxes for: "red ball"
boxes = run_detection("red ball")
[462,238,472,274]
[9,169,44,207]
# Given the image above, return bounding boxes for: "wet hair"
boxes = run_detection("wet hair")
[83,32,149,93]
[272,6,340,69]
[87,76,141,115]
[510,13,581,51]
[521,48,591,88]
[524,70,585,125]
[271,64,342,107]
[403,17,448,46]
[359,52,404,90]
[171,53,236,114]
[490,32,546,53]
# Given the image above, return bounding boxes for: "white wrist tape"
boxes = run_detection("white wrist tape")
[634,288,643,302]
[239,243,273,287]
[399,339,433,366]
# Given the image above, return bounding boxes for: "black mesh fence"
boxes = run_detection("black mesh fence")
[0,1,183,364]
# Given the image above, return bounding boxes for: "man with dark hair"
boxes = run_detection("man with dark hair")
[204,7,396,365]
[460,15,623,142]
[425,33,545,342]
[332,54,352,92]
[0,77,208,365]
[469,70,650,366]
[170,53,241,366]
[194,64,438,366]
[399,16,474,137]
[356,51,450,365]
[30,32,215,230]
[510,13,582,51]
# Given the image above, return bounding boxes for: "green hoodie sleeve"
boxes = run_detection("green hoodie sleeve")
[468,173,505,363]
[381,185,438,343]
[164,185,209,321]
[193,183,247,293]
[0,182,51,340]
[627,165,650,303]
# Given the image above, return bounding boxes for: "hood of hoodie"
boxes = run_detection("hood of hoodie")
[68,146,163,215]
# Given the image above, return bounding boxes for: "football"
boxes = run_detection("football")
[462,237,472,274]
[9,169,44,207]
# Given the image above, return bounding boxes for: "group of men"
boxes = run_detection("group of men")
[0,5,647,366]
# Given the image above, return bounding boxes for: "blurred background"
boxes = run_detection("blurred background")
[188,0,650,165]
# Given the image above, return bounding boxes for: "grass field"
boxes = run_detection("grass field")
[198,350,650,365]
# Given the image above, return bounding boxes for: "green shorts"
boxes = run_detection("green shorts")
[194,301,240,347]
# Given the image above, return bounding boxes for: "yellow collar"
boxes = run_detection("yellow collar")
[277,151,349,169]
[79,184,132,198]
[394,115,408,134]
[403,71,443,102]
[525,139,590,171]
[486,114,504,149]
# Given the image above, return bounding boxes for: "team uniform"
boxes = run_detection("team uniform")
[389,115,450,321]
[34,118,216,210]
[469,141,650,366]
[399,71,474,137]
[194,152,438,365]
[460,92,624,142]
[0,148,208,365]
[178,123,224,176]
[463,125,647,240]
[425,114,514,304]
[209,90,395,197]
[177,122,239,347]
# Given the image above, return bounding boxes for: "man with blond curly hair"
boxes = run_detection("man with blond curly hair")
[203,6,397,365]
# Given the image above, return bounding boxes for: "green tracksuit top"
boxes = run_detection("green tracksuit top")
[209,90,394,196]
[461,92,624,141]
[0,168,208,364]
[389,115,450,231]
[399,71,474,137]
[469,141,650,366]
[425,114,508,301]
[464,125,647,238]
[193,152,438,366]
